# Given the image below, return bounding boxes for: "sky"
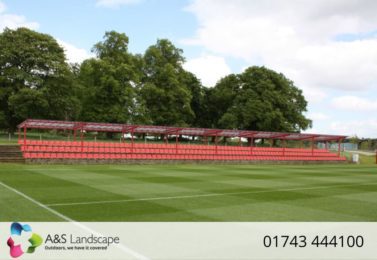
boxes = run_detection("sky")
[1,0,377,138]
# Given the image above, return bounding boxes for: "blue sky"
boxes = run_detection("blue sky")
[1,0,377,138]
[5,1,198,55]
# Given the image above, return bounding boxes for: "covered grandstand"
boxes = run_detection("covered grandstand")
[17,119,347,162]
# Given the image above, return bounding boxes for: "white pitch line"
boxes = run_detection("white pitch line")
[0,181,150,260]
[45,181,377,207]
[0,181,74,222]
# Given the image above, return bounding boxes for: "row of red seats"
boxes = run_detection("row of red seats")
[23,152,346,161]
[20,144,332,154]
[21,145,338,158]
[19,140,329,153]
[19,140,344,161]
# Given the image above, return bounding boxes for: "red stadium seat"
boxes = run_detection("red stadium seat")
[18,130,346,163]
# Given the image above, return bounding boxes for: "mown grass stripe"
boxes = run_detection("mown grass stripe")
[45,181,377,207]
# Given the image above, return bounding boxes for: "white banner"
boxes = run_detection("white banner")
[0,222,376,259]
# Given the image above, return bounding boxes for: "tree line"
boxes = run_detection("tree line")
[0,28,312,133]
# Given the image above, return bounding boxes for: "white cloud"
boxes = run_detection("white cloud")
[301,88,328,104]
[184,0,377,92]
[184,1,377,137]
[183,54,231,87]
[0,1,39,31]
[330,120,377,138]
[0,14,39,30]
[307,112,330,121]
[57,39,93,64]
[331,96,377,111]
[294,40,377,91]
[96,0,142,8]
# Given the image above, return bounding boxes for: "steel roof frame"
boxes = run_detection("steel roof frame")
[18,119,347,142]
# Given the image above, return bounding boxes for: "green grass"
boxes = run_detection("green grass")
[0,164,376,222]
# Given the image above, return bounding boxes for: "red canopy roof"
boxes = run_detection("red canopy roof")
[18,119,346,141]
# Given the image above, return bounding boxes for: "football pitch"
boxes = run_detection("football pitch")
[0,164,376,222]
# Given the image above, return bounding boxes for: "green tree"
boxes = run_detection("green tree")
[208,66,311,132]
[140,39,194,126]
[8,88,48,120]
[78,31,146,124]
[181,71,207,127]
[204,74,240,128]
[0,27,79,131]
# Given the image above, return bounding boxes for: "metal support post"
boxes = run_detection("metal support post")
[250,138,253,156]
[131,130,134,154]
[23,127,26,145]
[175,134,178,154]
[215,135,218,154]
[80,130,84,153]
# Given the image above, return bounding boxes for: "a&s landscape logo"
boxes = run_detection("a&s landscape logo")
[6,222,43,258]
